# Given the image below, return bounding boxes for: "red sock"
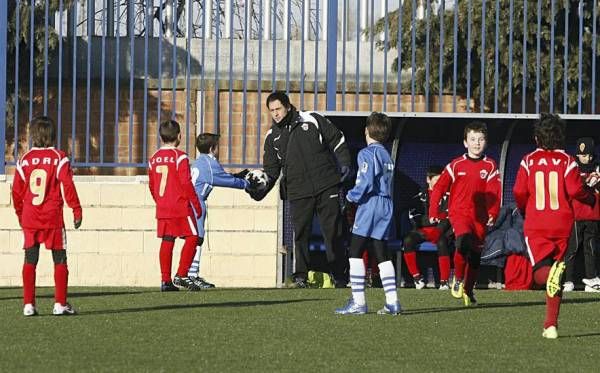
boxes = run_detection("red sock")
[544,294,562,329]
[176,236,198,277]
[22,263,36,305]
[159,240,175,282]
[438,255,451,282]
[464,265,479,295]
[453,251,467,280]
[533,266,551,286]
[403,251,420,277]
[54,264,69,305]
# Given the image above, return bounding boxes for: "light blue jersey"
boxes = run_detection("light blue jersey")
[346,143,394,240]
[190,153,248,237]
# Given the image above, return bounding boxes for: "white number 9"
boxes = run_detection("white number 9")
[29,169,48,206]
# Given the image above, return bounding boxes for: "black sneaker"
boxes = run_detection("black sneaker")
[190,276,216,289]
[161,281,179,292]
[293,277,308,288]
[173,275,202,291]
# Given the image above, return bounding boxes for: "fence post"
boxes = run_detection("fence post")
[326,0,338,111]
[0,0,8,174]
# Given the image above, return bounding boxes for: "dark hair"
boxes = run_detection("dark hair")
[366,112,392,143]
[463,121,488,140]
[159,119,180,143]
[30,116,56,148]
[426,165,444,179]
[196,133,220,154]
[266,92,291,109]
[534,113,566,150]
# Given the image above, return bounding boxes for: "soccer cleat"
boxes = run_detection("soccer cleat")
[335,298,368,315]
[462,292,477,307]
[451,278,464,299]
[542,326,558,339]
[439,281,449,291]
[377,301,402,315]
[161,281,180,292]
[190,276,216,289]
[546,261,566,298]
[173,275,202,291]
[414,275,426,290]
[23,303,38,317]
[562,281,575,292]
[53,302,76,316]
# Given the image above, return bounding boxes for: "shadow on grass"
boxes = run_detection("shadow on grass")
[559,332,600,339]
[0,290,151,302]
[75,298,324,316]
[403,297,600,316]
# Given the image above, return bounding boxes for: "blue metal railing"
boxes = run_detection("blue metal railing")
[2,0,600,174]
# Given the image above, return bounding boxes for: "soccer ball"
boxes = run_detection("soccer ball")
[246,169,269,191]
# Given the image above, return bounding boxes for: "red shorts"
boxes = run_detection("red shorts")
[450,218,487,243]
[419,226,442,243]
[23,228,66,250]
[157,215,197,238]
[524,235,569,267]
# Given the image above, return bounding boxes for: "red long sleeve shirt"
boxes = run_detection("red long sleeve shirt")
[12,147,82,229]
[513,149,595,237]
[148,147,202,219]
[429,154,501,225]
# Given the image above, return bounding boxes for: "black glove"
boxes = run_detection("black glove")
[74,218,82,229]
[232,169,250,179]
[340,165,352,183]
[246,187,267,201]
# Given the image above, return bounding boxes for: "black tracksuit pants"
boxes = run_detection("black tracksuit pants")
[290,185,348,284]
[565,220,599,281]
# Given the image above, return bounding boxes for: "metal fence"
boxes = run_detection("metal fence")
[1,0,600,173]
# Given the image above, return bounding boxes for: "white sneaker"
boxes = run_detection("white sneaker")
[53,302,76,316]
[439,282,450,291]
[415,277,426,290]
[584,284,600,293]
[23,303,38,317]
[562,281,575,292]
[542,326,558,339]
[582,277,600,287]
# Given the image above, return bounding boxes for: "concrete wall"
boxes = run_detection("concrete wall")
[0,177,282,288]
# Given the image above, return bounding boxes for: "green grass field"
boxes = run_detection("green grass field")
[1,286,599,372]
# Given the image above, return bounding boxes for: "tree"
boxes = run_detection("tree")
[372,0,599,113]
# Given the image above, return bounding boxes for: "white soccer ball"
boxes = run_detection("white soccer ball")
[246,169,269,191]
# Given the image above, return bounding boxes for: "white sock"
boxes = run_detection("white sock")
[378,261,398,305]
[187,246,202,277]
[349,258,366,305]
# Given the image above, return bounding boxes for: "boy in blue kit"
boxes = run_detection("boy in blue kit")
[335,112,401,315]
[187,133,251,288]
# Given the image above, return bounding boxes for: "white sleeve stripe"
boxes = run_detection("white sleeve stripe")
[334,136,345,152]
[176,154,187,169]
[565,161,577,177]
[445,164,455,181]
[56,157,70,178]
[15,162,25,180]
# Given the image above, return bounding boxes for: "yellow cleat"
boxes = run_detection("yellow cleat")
[547,261,566,298]
[451,278,464,299]
[463,293,477,307]
[542,326,558,339]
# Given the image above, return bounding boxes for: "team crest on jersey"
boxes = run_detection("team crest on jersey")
[361,162,368,173]
[301,123,309,131]
[480,169,488,179]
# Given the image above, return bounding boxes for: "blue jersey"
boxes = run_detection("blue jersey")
[191,154,248,236]
[346,143,394,240]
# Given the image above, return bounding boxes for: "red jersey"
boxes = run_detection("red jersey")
[513,149,594,237]
[429,154,501,224]
[12,147,82,229]
[572,163,600,221]
[148,147,201,219]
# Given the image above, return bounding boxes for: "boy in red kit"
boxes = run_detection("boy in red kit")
[513,114,595,339]
[12,116,82,316]
[148,120,203,291]
[403,165,452,290]
[429,121,501,306]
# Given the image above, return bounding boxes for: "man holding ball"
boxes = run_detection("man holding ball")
[247,92,352,288]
